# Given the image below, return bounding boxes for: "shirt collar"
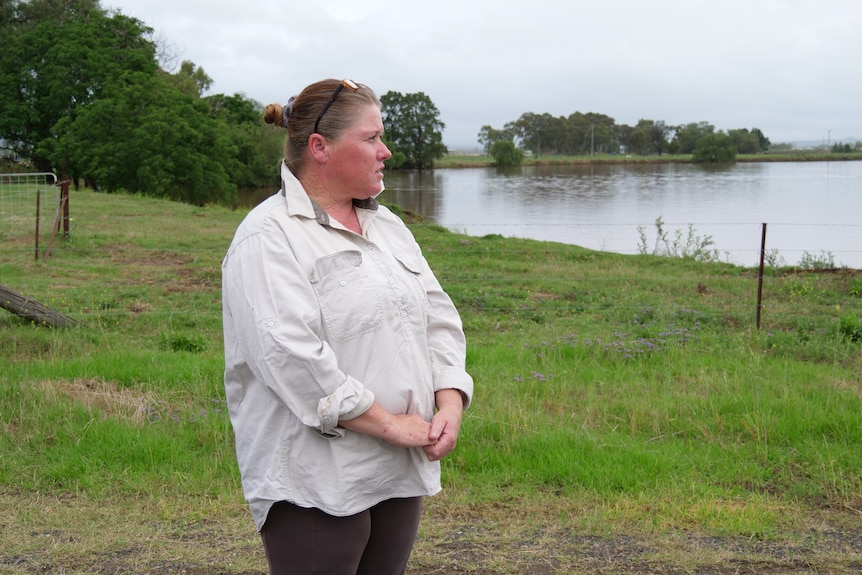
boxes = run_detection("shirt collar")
[280,161,379,228]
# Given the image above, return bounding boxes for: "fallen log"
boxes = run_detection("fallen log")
[0,284,79,328]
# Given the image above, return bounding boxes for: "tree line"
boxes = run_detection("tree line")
[478,115,772,163]
[0,0,446,205]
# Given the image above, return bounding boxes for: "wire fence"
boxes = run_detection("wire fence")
[429,220,862,271]
[0,172,67,261]
[1,200,860,334]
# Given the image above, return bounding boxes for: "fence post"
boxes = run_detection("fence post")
[35,190,41,261]
[61,171,70,238]
[756,223,767,329]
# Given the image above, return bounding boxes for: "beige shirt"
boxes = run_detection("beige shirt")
[222,164,473,530]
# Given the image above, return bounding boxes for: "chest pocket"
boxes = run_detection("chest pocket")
[310,250,384,342]
[392,249,428,314]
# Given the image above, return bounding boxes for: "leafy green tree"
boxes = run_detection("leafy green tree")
[489,140,524,167]
[626,126,650,155]
[576,112,617,154]
[477,125,514,155]
[672,122,715,154]
[205,93,283,189]
[51,73,236,205]
[505,112,568,156]
[380,91,447,169]
[0,0,156,170]
[751,127,770,152]
[692,132,737,163]
[166,60,213,98]
[728,128,763,154]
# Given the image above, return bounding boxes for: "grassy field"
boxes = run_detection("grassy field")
[1,187,861,574]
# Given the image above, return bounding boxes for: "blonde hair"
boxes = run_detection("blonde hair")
[264,79,380,174]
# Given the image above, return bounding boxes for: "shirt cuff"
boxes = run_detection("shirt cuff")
[433,365,474,410]
[317,377,375,436]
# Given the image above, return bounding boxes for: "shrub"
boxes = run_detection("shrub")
[490,140,524,167]
[692,133,737,163]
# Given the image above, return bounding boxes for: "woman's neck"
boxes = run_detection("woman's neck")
[301,175,362,235]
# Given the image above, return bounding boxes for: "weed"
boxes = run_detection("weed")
[637,216,722,262]
[798,250,837,270]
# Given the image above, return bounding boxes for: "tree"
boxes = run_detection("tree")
[166,60,213,98]
[672,122,715,154]
[50,72,236,205]
[380,91,447,169]
[692,132,737,163]
[751,128,770,152]
[490,140,524,167]
[477,125,514,155]
[205,93,283,189]
[728,128,766,154]
[0,1,156,170]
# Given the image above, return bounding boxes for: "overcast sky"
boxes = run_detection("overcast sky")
[104,0,861,150]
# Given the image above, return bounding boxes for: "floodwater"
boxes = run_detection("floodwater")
[240,161,862,268]
[381,161,862,268]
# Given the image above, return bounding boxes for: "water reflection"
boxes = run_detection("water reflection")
[382,162,862,268]
[237,162,862,267]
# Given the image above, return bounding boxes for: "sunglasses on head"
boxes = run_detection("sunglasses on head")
[313,79,359,135]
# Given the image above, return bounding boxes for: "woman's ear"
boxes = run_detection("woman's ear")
[308,133,329,163]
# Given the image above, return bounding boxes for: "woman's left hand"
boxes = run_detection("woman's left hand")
[423,389,465,461]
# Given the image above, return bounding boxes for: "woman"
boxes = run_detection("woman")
[221,78,474,575]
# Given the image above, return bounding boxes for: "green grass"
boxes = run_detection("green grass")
[1,189,861,573]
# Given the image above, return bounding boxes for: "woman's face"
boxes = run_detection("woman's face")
[327,104,392,199]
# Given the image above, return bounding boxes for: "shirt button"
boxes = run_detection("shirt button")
[340,280,347,287]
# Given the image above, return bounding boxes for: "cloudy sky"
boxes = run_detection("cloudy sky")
[104,0,861,150]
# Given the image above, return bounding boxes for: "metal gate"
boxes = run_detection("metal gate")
[0,172,66,260]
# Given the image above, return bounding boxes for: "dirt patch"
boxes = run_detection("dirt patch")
[3,511,861,574]
[36,377,173,424]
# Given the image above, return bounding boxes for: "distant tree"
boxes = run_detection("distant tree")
[581,112,617,154]
[649,120,671,156]
[692,132,737,163]
[672,122,715,154]
[626,124,650,155]
[727,128,762,154]
[166,60,213,97]
[616,124,634,154]
[490,140,524,167]
[477,125,514,155]
[380,91,447,169]
[751,127,771,152]
[506,112,572,156]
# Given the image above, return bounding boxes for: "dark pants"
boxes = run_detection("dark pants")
[260,497,423,575]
